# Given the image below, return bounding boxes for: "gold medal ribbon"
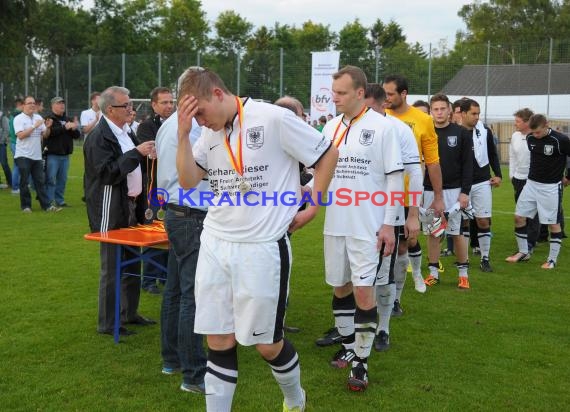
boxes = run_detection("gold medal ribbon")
[332,106,369,148]
[223,96,245,176]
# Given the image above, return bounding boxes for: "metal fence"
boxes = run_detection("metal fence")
[2,39,570,122]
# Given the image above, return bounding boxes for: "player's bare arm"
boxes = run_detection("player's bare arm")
[426,162,445,216]
[404,206,420,239]
[376,224,395,256]
[176,94,206,189]
[458,192,470,208]
[289,145,339,233]
[489,176,502,187]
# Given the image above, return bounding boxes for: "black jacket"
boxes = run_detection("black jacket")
[44,112,80,155]
[84,117,145,232]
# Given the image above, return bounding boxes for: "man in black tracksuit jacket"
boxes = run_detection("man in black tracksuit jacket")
[84,86,156,336]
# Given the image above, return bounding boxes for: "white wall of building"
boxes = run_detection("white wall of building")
[409,94,570,121]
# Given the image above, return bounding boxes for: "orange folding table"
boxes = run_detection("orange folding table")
[84,222,169,343]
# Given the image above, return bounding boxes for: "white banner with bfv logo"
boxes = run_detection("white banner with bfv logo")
[310,51,340,123]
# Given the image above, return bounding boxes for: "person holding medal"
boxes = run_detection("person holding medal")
[175,66,338,412]
[84,86,157,337]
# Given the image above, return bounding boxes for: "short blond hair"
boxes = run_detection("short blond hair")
[177,67,230,100]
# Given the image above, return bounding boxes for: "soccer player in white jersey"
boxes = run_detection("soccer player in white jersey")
[323,65,404,391]
[364,83,422,352]
[175,67,338,412]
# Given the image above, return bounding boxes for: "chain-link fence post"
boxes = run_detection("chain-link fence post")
[25,55,29,96]
[122,53,126,87]
[484,40,490,124]
[88,54,92,105]
[374,46,380,83]
[158,52,162,87]
[547,37,553,116]
[236,53,241,96]
[279,48,284,97]
[427,43,432,99]
[55,55,60,97]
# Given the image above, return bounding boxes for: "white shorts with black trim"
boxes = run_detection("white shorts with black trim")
[325,228,399,287]
[194,230,291,346]
[423,188,463,235]
[516,179,560,225]
[469,181,492,218]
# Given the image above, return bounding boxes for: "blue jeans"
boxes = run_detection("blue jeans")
[10,142,19,190]
[15,157,49,210]
[0,144,12,187]
[46,154,70,205]
[161,207,207,385]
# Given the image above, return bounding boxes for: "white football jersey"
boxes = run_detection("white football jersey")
[323,108,404,240]
[192,98,331,242]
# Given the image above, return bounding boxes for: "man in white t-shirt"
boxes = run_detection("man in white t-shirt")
[80,92,101,140]
[323,66,404,392]
[175,66,338,412]
[13,96,55,212]
[508,108,539,254]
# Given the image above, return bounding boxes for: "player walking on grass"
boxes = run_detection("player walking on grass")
[323,66,404,391]
[175,66,338,412]
[506,114,570,269]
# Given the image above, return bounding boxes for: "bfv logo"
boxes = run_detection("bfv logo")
[313,95,330,104]
[312,87,333,112]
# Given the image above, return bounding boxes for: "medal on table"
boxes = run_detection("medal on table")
[224,96,250,195]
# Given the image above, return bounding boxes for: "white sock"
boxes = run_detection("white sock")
[548,232,563,262]
[205,347,238,412]
[515,226,528,254]
[354,306,377,360]
[376,283,395,335]
[478,229,491,259]
[394,253,408,301]
[268,339,304,410]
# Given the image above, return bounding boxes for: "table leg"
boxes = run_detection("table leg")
[114,244,122,343]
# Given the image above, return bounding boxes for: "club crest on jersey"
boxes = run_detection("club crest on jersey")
[246,126,264,149]
[543,144,553,155]
[359,129,375,146]
[447,135,457,147]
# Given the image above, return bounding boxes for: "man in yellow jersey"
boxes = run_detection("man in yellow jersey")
[383,74,444,315]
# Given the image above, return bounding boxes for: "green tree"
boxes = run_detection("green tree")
[457,0,561,64]
[243,26,280,100]
[156,0,209,53]
[370,19,406,49]
[212,10,253,55]
[291,20,335,51]
[337,19,370,65]
[209,10,253,93]
[155,0,209,89]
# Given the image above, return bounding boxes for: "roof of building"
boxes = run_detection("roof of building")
[441,64,570,96]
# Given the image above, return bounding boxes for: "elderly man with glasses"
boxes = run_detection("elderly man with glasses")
[84,86,157,337]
